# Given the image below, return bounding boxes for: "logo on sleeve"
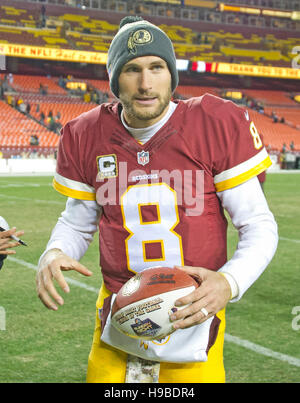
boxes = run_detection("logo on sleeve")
[96,154,118,179]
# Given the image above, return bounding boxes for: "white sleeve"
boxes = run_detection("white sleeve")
[217,176,278,302]
[41,198,101,262]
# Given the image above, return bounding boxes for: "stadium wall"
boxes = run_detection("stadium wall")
[0,158,56,175]
[0,154,284,175]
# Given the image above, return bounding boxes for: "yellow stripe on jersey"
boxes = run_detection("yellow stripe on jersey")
[214,148,272,192]
[53,177,96,201]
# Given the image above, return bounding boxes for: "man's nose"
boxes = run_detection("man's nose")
[138,69,152,92]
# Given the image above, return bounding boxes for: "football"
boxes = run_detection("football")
[111,266,199,341]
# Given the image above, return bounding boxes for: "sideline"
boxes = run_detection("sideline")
[7,255,300,369]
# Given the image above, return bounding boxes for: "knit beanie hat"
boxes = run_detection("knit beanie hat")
[107,16,178,98]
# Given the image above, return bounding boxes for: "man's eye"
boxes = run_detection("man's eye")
[125,66,139,73]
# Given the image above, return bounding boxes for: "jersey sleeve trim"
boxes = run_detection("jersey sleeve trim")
[53,173,96,201]
[214,148,272,192]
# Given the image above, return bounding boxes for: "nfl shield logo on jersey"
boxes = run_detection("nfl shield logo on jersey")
[137,150,149,166]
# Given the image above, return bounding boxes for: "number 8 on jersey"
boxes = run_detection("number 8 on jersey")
[121,183,184,274]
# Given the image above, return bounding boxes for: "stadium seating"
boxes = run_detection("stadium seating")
[0,2,299,157]
[264,107,300,129]
[243,89,297,106]
[7,74,67,95]
[239,89,300,149]
[249,108,300,151]
[28,100,97,127]
[174,85,300,151]
[0,1,299,67]
[1,74,299,154]
[86,79,110,94]
[0,72,103,153]
[0,100,59,147]
[176,85,220,98]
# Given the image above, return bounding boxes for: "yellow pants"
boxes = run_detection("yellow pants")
[87,284,226,383]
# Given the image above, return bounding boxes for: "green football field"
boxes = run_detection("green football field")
[0,173,299,383]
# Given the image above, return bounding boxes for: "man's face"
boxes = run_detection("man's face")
[118,56,172,128]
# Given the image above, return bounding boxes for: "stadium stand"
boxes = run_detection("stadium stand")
[174,85,300,152]
[0,0,299,164]
[8,74,67,94]
[264,107,300,128]
[176,85,220,98]
[86,79,110,94]
[28,99,97,127]
[242,89,298,106]
[0,99,58,147]
[244,90,300,137]
[0,72,102,135]
[248,108,300,151]
[0,0,299,67]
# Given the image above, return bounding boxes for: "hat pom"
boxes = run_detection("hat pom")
[119,16,144,29]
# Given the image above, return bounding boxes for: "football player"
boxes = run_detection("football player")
[36,16,278,383]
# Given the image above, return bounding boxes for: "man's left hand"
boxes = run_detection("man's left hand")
[170,265,232,329]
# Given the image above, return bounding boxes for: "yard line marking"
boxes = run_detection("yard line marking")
[8,256,300,369]
[228,228,300,244]
[0,193,65,205]
[0,182,52,188]
[7,256,99,293]
[224,334,300,368]
[279,236,300,244]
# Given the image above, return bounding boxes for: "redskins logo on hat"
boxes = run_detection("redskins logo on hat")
[127,29,153,55]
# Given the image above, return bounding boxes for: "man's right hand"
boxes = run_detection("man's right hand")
[36,249,92,310]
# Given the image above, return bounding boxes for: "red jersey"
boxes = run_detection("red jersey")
[53,94,271,293]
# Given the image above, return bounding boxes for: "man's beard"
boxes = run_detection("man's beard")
[120,86,172,123]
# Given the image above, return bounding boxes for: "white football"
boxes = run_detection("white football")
[111,266,199,341]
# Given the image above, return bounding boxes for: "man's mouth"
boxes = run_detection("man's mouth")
[135,97,157,105]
